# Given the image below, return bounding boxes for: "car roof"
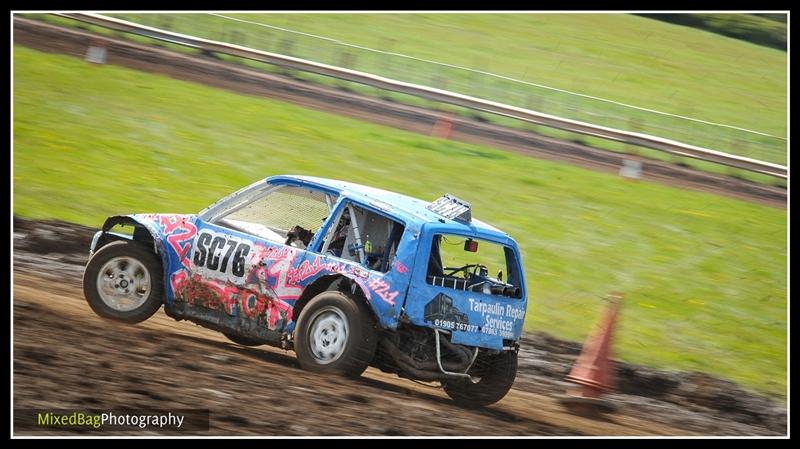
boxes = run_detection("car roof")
[267,175,510,240]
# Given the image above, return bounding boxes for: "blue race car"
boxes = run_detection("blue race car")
[83,175,528,406]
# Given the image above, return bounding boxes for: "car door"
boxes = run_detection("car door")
[298,199,416,329]
[182,183,338,336]
[405,230,527,351]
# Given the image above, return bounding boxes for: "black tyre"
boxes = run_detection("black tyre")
[223,332,264,347]
[293,291,377,377]
[83,240,164,324]
[443,350,518,407]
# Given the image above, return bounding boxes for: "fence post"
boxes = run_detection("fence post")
[277,37,296,56]
[339,51,356,69]
[230,30,246,46]
[626,117,642,157]
[277,38,297,78]
[671,107,694,166]
[259,31,272,52]
[728,141,746,179]
[159,15,173,30]
[525,94,543,133]
[471,57,486,99]
[335,51,357,91]
[620,117,643,180]
[430,76,449,110]
[379,37,396,74]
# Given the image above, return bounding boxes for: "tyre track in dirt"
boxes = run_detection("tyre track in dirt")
[13,275,583,436]
[13,17,787,208]
[11,217,787,436]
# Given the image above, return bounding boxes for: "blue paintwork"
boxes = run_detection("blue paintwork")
[408,223,527,350]
[112,175,528,350]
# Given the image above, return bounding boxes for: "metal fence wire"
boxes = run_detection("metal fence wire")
[109,13,787,167]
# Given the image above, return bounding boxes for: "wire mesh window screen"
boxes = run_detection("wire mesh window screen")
[225,186,333,235]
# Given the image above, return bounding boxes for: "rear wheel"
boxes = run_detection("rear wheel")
[223,332,263,347]
[83,240,164,324]
[443,350,518,407]
[294,291,377,377]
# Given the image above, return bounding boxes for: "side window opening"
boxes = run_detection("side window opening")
[426,234,522,298]
[322,203,404,273]
[215,185,337,249]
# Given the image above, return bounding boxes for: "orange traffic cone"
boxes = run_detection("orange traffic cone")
[560,292,623,415]
[431,113,454,139]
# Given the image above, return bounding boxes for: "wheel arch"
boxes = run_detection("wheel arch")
[292,274,376,331]
[93,216,153,250]
[92,215,168,274]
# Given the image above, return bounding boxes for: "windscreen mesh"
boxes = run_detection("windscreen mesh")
[224,186,333,234]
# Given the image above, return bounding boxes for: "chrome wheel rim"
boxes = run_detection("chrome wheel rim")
[307,306,349,364]
[96,256,151,312]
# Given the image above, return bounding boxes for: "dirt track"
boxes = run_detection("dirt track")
[12,17,787,208]
[11,218,787,436]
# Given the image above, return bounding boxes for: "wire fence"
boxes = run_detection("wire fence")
[107,13,787,168]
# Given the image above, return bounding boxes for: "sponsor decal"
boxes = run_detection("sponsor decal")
[367,277,399,305]
[156,215,197,269]
[287,256,348,285]
[424,293,477,332]
[393,260,409,274]
[468,298,525,339]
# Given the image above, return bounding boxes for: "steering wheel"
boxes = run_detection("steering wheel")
[443,264,487,279]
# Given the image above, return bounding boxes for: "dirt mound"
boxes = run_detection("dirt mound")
[516,333,786,433]
[13,216,96,255]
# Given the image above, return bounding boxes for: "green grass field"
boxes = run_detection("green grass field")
[13,46,787,399]
[103,12,787,165]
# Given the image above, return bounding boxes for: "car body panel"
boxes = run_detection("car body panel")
[405,223,527,350]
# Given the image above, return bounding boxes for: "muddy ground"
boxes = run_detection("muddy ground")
[11,217,787,436]
[13,18,787,208]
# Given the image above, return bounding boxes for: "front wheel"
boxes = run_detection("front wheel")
[83,240,164,324]
[293,291,377,377]
[443,350,518,407]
